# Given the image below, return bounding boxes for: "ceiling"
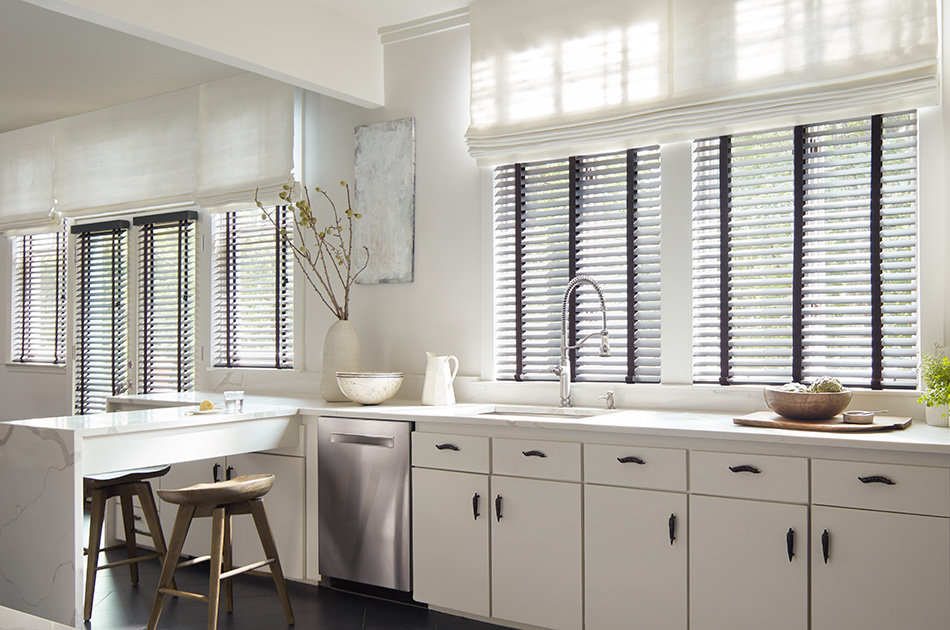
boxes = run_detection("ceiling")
[0,0,470,135]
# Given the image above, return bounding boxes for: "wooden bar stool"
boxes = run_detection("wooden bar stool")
[147,473,295,630]
[83,464,173,621]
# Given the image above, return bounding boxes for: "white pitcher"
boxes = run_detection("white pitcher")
[422,352,459,405]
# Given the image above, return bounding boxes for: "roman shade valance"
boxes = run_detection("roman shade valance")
[0,72,294,230]
[466,0,939,164]
[197,73,296,211]
[54,88,198,218]
[0,123,55,233]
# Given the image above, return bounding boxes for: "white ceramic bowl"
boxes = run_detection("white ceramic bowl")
[336,372,405,405]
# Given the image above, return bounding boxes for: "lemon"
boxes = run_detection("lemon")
[198,400,215,411]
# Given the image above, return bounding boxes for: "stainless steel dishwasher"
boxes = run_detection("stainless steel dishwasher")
[317,416,411,591]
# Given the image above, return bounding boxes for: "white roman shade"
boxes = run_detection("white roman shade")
[197,73,295,210]
[467,0,939,164]
[0,123,55,232]
[54,88,198,217]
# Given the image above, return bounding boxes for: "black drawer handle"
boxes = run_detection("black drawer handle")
[786,528,795,562]
[618,456,646,465]
[473,493,480,520]
[226,465,234,481]
[668,513,677,545]
[435,443,460,451]
[858,475,896,485]
[821,529,830,563]
[729,465,761,474]
[522,450,547,458]
[213,462,221,483]
[495,495,503,521]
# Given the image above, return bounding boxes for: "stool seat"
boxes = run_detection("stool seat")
[157,473,274,506]
[85,465,171,491]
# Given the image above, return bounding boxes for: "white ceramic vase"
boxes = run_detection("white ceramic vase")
[321,319,361,402]
[924,404,949,427]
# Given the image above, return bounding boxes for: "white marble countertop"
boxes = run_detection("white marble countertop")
[72,391,950,457]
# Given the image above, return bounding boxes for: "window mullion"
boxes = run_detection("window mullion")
[568,156,579,382]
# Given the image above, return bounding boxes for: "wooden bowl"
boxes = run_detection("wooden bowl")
[763,387,852,421]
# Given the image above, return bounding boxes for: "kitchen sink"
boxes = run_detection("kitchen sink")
[477,405,617,419]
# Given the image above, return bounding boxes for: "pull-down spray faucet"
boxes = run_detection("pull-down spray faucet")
[552,276,610,407]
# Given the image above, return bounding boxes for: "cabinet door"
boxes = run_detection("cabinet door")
[491,476,582,630]
[689,495,807,630]
[585,485,687,630]
[412,468,489,617]
[227,453,305,580]
[812,505,950,630]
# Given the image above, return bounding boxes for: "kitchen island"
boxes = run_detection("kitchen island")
[2,394,950,629]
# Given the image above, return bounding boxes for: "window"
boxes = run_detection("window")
[135,211,198,393]
[73,221,129,414]
[212,207,293,369]
[494,148,661,383]
[11,230,67,364]
[692,111,918,389]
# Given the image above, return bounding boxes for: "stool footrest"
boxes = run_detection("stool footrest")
[176,555,211,569]
[159,587,208,603]
[97,552,161,571]
[219,558,274,581]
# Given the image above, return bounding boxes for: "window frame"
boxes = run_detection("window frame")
[691,111,919,390]
[10,229,67,366]
[210,206,294,370]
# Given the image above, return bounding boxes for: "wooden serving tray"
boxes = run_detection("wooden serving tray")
[734,411,912,432]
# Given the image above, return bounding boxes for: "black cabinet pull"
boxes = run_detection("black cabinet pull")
[668,513,677,545]
[213,462,221,483]
[436,443,460,451]
[858,475,896,485]
[786,528,795,562]
[729,465,761,474]
[522,450,547,458]
[473,493,480,521]
[495,495,503,521]
[226,465,234,481]
[618,456,646,465]
[821,529,830,564]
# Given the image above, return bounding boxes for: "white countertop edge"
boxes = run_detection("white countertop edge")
[6,394,949,456]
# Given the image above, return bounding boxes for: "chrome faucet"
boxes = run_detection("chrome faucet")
[553,276,610,407]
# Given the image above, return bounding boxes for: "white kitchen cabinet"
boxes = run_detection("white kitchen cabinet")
[154,453,305,579]
[690,495,808,630]
[584,443,688,630]
[689,451,809,630]
[811,459,950,630]
[411,467,490,617]
[585,484,687,630]
[491,474,582,630]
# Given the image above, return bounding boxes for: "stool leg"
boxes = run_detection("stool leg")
[223,510,233,614]
[134,482,177,590]
[118,486,139,584]
[83,488,108,621]
[249,499,295,625]
[147,505,195,630]
[207,506,227,630]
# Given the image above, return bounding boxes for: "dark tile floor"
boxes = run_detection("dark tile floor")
[85,551,510,630]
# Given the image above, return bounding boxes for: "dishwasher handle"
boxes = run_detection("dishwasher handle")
[329,432,395,448]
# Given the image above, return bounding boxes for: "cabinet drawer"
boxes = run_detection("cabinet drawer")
[585,444,686,492]
[813,459,950,517]
[412,432,489,473]
[690,451,808,503]
[493,438,581,482]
